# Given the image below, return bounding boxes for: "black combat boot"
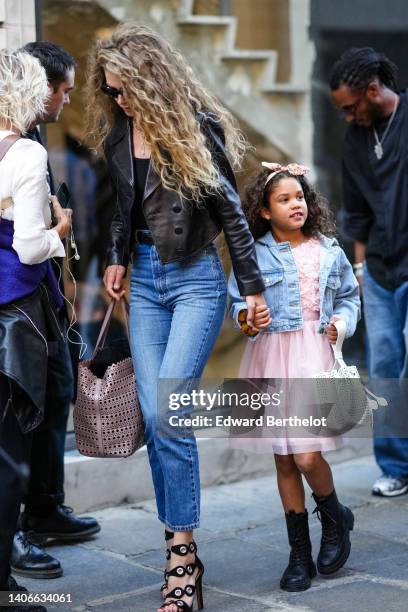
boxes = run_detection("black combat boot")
[280,510,316,592]
[312,489,354,575]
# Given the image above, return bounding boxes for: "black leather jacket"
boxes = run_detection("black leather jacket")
[0,284,63,433]
[104,111,264,296]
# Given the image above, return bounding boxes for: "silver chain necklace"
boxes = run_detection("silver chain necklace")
[373,97,398,160]
[134,127,147,157]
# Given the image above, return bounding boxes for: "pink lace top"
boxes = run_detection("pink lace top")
[292,237,320,321]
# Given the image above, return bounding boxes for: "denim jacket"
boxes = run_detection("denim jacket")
[228,232,361,339]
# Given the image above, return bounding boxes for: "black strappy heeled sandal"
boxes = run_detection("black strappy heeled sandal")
[160,530,174,597]
[161,541,204,611]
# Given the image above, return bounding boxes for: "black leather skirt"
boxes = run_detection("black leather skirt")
[0,284,63,433]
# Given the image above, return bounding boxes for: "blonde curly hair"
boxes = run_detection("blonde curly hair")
[0,51,49,134]
[86,23,248,201]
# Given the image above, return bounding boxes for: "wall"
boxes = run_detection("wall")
[0,0,36,48]
[311,0,408,32]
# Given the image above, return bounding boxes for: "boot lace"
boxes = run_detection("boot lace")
[288,524,311,565]
[313,507,338,544]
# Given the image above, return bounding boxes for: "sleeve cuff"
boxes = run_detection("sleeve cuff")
[237,278,265,296]
[48,229,66,258]
[231,301,247,328]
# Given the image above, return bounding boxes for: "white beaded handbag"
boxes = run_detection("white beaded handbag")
[314,319,375,434]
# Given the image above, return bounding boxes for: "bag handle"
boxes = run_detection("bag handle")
[92,297,130,359]
[0,135,21,217]
[331,319,347,368]
[0,134,21,162]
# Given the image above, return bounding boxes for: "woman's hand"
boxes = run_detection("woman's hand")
[253,304,271,329]
[245,293,271,331]
[51,195,72,240]
[103,264,126,300]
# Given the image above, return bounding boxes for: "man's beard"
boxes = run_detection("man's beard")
[365,100,386,125]
[41,110,60,124]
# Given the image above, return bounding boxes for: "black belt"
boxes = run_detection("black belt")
[135,230,154,245]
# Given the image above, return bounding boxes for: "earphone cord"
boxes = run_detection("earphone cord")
[52,227,87,359]
[70,225,80,261]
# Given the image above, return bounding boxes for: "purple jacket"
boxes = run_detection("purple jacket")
[0,218,62,308]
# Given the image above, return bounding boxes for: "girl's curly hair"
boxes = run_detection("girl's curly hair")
[243,169,336,240]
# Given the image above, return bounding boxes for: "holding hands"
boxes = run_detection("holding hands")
[252,303,271,330]
[239,293,271,336]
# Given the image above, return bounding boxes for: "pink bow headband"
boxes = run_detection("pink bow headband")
[262,162,310,185]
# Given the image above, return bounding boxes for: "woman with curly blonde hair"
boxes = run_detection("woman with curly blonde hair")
[86,22,269,612]
[0,51,71,608]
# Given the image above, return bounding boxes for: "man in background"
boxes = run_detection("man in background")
[330,47,408,497]
[11,41,100,580]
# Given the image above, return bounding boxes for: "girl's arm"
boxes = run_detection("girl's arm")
[332,250,361,338]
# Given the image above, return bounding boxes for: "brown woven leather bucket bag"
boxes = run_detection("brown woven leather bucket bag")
[73,297,144,458]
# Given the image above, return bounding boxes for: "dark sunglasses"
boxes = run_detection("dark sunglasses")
[338,87,367,117]
[101,82,124,99]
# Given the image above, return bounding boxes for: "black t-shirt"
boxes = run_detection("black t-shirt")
[342,90,408,290]
[130,157,150,233]
[26,128,54,193]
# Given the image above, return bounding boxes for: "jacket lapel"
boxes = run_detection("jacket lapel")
[109,113,161,200]
[111,115,134,187]
[143,162,161,202]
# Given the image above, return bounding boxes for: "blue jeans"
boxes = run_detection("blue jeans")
[129,241,227,530]
[363,264,408,478]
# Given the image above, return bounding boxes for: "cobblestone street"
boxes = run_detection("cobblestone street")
[19,452,408,612]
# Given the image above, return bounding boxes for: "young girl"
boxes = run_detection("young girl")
[228,162,361,592]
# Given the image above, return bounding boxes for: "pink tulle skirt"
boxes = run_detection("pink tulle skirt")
[233,320,344,455]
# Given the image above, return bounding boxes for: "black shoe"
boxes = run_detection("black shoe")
[21,505,101,545]
[11,531,62,579]
[6,575,27,592]
[312,489,354,575]
[0,576,46,611]
[280,510,317,592]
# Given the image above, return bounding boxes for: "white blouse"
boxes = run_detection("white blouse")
[0,130,65,265]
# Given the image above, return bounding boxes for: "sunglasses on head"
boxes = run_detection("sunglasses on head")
[101,82,124,99]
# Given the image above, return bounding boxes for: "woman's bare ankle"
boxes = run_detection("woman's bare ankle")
[172,530,193,545]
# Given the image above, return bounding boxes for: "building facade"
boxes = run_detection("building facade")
[0,0,37,48]
[0,0,314,378]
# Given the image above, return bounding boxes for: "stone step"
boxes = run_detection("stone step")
[175,0,311,159]
[177,13,301,93]
[177,15,235,26]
